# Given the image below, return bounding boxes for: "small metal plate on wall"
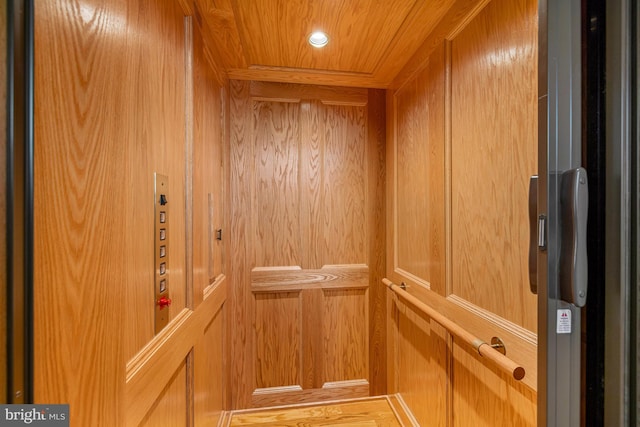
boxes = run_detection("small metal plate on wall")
[154,173,171,334]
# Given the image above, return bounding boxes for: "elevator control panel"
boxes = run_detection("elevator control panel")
[154,173,171,333]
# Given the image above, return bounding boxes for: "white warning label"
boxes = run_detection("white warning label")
[557,309,572,334]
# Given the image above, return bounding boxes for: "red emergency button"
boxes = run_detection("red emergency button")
[158,296,172,309]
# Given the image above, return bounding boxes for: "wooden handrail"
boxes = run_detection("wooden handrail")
[383,278,525,381]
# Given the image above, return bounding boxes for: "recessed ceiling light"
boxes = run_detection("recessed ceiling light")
[308,31,329,48]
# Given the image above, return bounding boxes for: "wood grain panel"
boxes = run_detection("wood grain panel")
[367,89,388,396]
[195,305,225,426]
[396,279,536,389]
[394,43,446,293]
[194,0,247,71]
[193,20,226,302]
[126,279,227,426]
[321,104,367,265]
[395,299,449,427]
[35,0,230,424]
[452,342,536,426]
[139,360,188,426]
[385,0,539,425]
[300,101,323,269]
[323,289,368,382]
[255,292,301,388]
[34,1,129,423]
[231,81,385,408]
[302,289,324,389]
[123,0,188,359]
[229,79,255,408]
[252,100,301,267]
[230,0,419,74]
[251,265,368,292]
[395,78,430,283]
[391,0,491,90]
[196,0,461,88]
[450,0,538,331]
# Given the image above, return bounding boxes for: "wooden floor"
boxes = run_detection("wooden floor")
[223,396,417,426]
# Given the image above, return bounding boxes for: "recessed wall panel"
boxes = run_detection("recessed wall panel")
[255,292,301,389]
[323,289,368,382]
[253,101,301,268]
[395,48,445,290]
[139,361,188,427]
[450,0,537,331]
[321,105,367,266]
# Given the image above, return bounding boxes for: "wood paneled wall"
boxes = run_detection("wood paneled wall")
[386,0,538,425]
[33,0,541,424]
[34,0,227,425]
[229,81,386,409]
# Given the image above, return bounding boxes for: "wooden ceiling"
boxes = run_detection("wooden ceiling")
[190,0,458,88]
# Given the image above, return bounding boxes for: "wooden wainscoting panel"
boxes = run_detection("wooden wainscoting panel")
[393,43,446,293]
[395,298,449,427]
[255,292,302,388]
[323,289,369,383]
[126,279,227,426]
[139,360,188,427]
[450,0,538,332]
[452,341,536,426]
[194,304,226,426]
[302,288,324,390]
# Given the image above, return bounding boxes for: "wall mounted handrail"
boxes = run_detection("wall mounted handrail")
[383,278,525,381]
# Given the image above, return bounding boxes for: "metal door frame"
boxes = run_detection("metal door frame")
[541,0,636,425]
[538,0,583,425]
[604,0,634,425]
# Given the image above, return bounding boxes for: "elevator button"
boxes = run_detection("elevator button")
[160,229,166,240]
[159,211,166,223]
[160,194,167,205]
[160,263,166,275]
[158,296,172,309]
[160,246,166,258]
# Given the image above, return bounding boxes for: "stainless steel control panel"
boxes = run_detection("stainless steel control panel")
[154,173,171,333]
